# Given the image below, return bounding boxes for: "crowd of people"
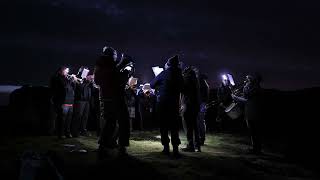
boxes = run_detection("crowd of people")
[49,46,263,158]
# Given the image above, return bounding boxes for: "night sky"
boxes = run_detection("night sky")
[1,0,320,90]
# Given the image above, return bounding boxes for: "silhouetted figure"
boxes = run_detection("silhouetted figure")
[88,78,100,136]
[216,78,233,132]
[196,72,210,145]
[72,71,92,137]
[50,66,75,139]
[180,66,201,152]
[150,55,183,157]
[125,84,137,131]
[94,47,130,156]
[232,74,262,154]
[138,89,156,130]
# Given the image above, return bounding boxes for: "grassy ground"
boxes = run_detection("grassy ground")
[0,131,318,180]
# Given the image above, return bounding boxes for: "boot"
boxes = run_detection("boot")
[195,145,201,152]
[181,144,195,152]
[173,145,181,158]
[162,145,170,155]
[119,146,128,157]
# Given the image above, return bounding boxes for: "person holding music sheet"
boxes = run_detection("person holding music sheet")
[150,55,183,157]
[180,66,201,152]
[50,66,76,139]
[94,47,130,157]
[216,76,233,132]
[231,74,262,154]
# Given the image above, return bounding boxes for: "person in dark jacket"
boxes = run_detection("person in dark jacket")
[216,77,233,132]
[125,83,137,131]
[94,46,130,157]
[195,71,210,145]
[138,86,156,130]
[231,74,262,154]
[180,66,201,152]
[72,68,92,137]
[150,55,183,157]
[50,66,76,139]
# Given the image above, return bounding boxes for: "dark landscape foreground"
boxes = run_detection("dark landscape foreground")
[0,131,318,180]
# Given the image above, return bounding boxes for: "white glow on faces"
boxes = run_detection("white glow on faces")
[64,68,70,74]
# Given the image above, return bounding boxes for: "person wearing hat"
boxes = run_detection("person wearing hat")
[150,55,184,157]
[94,46,130,157]
[231,74,263,154]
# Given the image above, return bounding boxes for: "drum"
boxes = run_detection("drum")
[224,102,242,120]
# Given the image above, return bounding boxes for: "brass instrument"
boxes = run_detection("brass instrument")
[205,100,218,110]
[66,74,83,84]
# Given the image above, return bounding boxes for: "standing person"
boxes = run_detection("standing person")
[94,47,130,157]
[138,86,156,130]
[150,55,183,157]
[216,76,233,132]
[231,74,263,154]
[86,74,101,136]
[50,66,76,139]
[125,79,137,131]
[195,71,210,146]
[72,68,92,137]
[180,66,201,152]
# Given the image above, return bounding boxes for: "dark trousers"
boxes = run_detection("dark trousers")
[99,99,130,148]
[182,109,200,148]
[158,104,181,147]
[72,101,90,136]
[197,102,206,143]
[55,105,73,137]
[246,117,261,152]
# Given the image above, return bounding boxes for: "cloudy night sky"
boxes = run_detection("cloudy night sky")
[1,0,320,90]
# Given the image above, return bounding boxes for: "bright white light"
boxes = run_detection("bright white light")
[65,68,70,74]
[227,74,235,86]
[124,66,132,71]
[81,68,90,79]
[222,74,228,80]
[152,66,164,76]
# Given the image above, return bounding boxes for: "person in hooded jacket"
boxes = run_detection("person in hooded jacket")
[150,55,183,157]
[94,47,130,157]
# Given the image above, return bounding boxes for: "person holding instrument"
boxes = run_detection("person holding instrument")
[95,46,130,158]
[50,66,76,139]
[216,75,233,132]
[231,74,263,154]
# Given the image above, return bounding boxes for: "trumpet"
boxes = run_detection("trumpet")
[66,74,83,83]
